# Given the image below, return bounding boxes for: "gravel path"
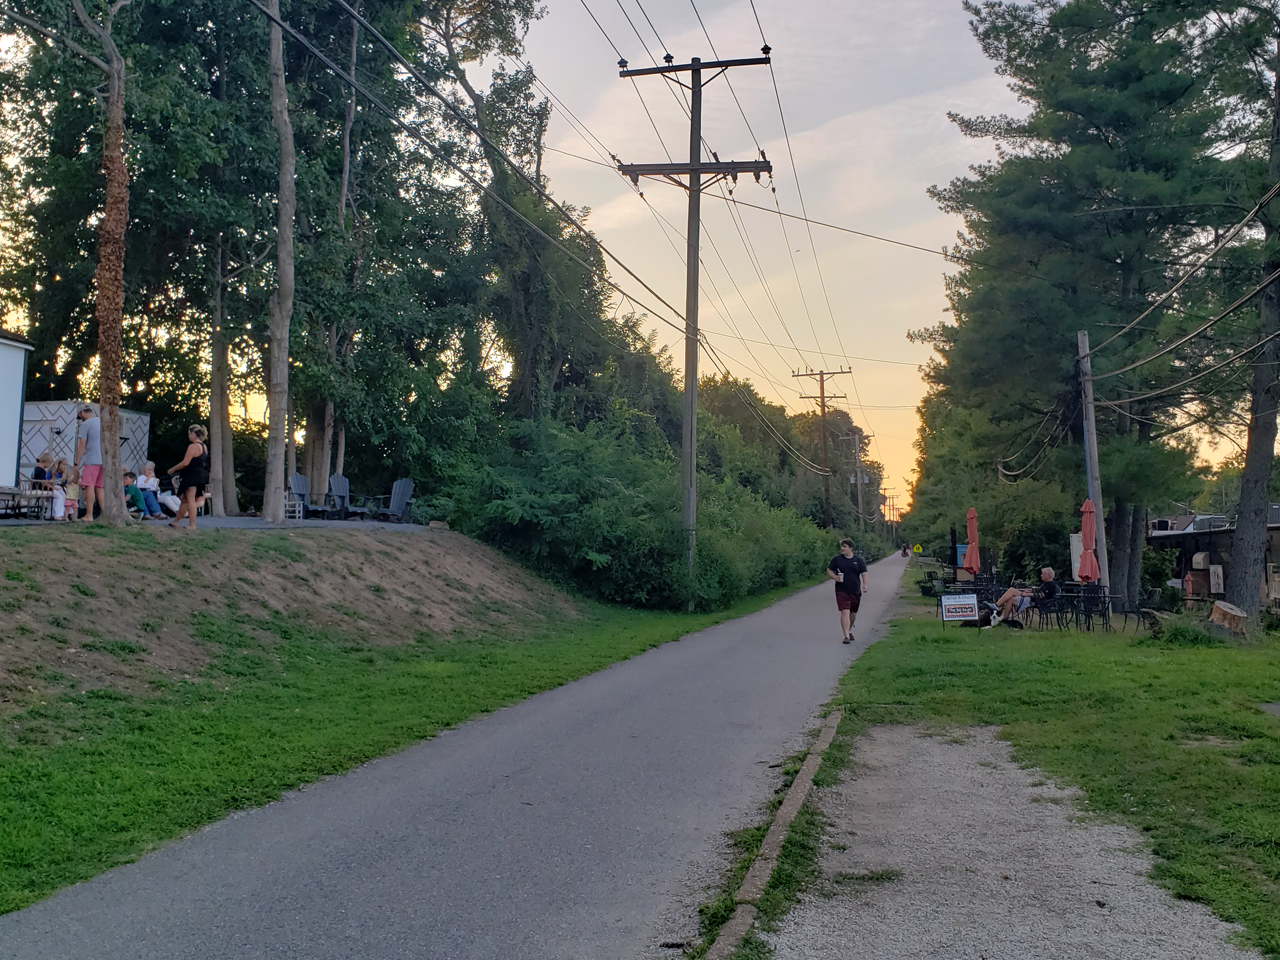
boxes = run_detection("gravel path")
[767,725,1260,960]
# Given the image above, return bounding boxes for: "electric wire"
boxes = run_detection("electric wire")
[700,337,831,474]
[997,407,1058,464]
[1088,177,1280,356]
[687,0,763,150]
[519,49,820,406]
[262,0,693,354]
[328,0,692,327]
[1100,327,1280,406]
[1087,265,1280,381]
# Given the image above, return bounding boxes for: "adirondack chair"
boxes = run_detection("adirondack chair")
[286,472,320,520]
[371,478,415,523]
[323,473,365,520]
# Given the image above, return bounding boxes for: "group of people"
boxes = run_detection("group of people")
[30,407,211,530]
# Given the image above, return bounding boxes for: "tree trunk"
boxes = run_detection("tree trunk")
[1111,500,1133,605]
[93,44,129,526]
[335,422,346,476]
[1128,506,1146,607]
[1227,56,1280,619]
[286,395,297,481]
[262,0,296,524]
[208,237,227,517]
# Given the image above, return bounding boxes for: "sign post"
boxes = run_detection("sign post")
[939,593,979,629]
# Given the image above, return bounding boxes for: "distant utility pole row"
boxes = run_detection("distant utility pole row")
[618,48,773,608]
[793,368,849,528]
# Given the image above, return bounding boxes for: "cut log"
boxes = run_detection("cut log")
[1209,601,1248,635]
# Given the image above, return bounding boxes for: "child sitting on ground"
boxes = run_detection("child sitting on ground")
[123,471,157,519]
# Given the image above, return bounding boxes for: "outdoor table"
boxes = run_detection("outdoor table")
[0,485,55,519]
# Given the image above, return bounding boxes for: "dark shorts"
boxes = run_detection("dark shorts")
[178,480,206,499]
[836,591,861,613]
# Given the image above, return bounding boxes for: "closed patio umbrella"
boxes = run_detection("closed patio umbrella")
[1078,499,1100,583]
[963,507,981,575]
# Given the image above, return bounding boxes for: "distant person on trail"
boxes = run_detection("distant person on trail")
[827,538,869,645]
[166,424,210,531]
[73,405,102,521]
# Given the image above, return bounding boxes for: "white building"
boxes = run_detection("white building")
[0,329,35,486]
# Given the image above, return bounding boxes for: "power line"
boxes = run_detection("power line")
[329,0,691,326]
[1088,177,1280,356]
[688,0,763,150]
[1103,326,1280,405]
[263,0,692,354]
[1088,265,1280,382]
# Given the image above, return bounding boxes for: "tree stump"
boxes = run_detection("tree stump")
[1209,601,1248,635]
[1140,608,1172,639]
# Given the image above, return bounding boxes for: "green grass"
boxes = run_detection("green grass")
[837,615,1280,956]
[0,581,810,915]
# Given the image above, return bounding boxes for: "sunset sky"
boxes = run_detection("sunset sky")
[520,0,1023,504]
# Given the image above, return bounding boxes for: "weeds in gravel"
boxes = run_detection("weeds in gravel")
[839,612,1280,957]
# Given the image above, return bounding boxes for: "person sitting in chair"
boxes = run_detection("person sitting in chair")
[996,567,1058,623]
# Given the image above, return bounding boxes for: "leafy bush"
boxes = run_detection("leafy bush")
[447,413,830,610]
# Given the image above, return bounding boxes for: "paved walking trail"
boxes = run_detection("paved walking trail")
[1,554,909,959]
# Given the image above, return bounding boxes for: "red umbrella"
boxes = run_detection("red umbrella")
[1078,499,1101,583]
[963,507,981,574]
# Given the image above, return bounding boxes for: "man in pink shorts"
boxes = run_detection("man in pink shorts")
[74,405,103,521]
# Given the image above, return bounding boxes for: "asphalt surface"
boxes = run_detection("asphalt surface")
[1,554,908,960]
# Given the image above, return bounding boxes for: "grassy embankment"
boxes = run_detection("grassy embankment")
[829,567,1280,956]
[0,524,814,914]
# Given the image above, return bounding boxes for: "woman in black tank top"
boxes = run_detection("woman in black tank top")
[167,424,210,530]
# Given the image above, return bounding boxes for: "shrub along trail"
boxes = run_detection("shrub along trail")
[0,535,907,959]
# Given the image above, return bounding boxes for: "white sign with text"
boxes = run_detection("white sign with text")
[940,593,980,621]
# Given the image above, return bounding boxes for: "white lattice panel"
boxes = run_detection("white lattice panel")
[21,401,150,480]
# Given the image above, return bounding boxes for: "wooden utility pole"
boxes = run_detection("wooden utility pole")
[844,431,871,532]
[619,50,772,603]
[794,368,850,528]
[1077,330,1111,590]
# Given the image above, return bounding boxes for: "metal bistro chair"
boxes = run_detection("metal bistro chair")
[1076,583,1113,632]
[1031,594,1072,630]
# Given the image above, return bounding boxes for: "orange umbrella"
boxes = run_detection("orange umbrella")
[1078,499,1100,583]
[963,507,981,574]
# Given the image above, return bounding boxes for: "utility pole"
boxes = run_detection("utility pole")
[843,431,871,533]
[1077,330,1111,590]
[618,49,772,605]
[794,368,850,528]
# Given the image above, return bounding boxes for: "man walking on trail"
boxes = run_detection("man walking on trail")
[827,538,869,645]
[73,405,103,522]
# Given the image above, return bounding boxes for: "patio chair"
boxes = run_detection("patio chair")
[1031,595,1071,630]
[286,473,322,520]
[323,474,367,520]
[1076,583,1113,632]
[371,478,415,523]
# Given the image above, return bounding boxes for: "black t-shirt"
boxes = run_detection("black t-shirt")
[1034,580,1059,601]
[829,554,868,594]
